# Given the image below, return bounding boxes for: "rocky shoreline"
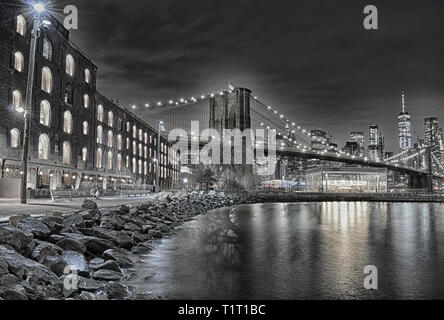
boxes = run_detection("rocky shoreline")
[0,191,251,300]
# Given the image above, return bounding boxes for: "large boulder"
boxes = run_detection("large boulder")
[102,249,134,268]
[91,227,133,249]
[0,274,20,286]
[43,255,67,277]
[82,200,98,211]
[91,260,121,273]
[105,281,132,300]
[91,269,123,281]
[61,250,89,276]
[56,238,86,254]
[0,284,28,300]
[63,214,85,228]
[31,242,63,263]
[0,245,62,298]
[0,257,9,276]
[77,276,104,292]
[0,225,33,252]
[17,218,51,239]
[9,214,31,227]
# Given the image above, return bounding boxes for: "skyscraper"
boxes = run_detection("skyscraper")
[311,129,329,152]
[368,125,384,161]
[398,93,412,151]
[424,117,440,151]
[350,131,365,157]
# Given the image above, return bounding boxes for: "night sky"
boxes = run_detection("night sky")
[50,0,443,151]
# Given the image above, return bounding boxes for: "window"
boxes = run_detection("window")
[64,84,73,104]
[96,148,103,168]
[41,67,52,93]
[138,129,143,141]
[126,137,130,149]
[126,155,129,168]
[108,111,114,127]
[117,118,123,131]
[63,142,71,164]
[97,105,104,122]
[10,129,20,148]
[43,38,52,61]
[132,158,137,174]
[132,125,137,138]
[82,147,88,162]
[84,68,91,83]
[12,90,22,111]
[139,143,143,157]
[14,52,24,72]
[16,15,26,36]
[63,111,72,134]
[138,159,142,174]
[144,146,147,159]
[126,121,130,132]
[82,121,88,135]
[38,134,50,159]
[117,154,122,171]
[83,94,89,108]
[107,151,113,170]
[39,100,50,126]
[117,134,122,150]
[97,125,103,144]
[66,54,75,76]
[144,161,148,175]
[108,130,113,148]
[132,141,137,154]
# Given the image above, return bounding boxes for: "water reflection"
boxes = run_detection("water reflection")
[127,202,444,299]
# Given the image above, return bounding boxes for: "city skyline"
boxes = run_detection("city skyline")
[46,0,444,152]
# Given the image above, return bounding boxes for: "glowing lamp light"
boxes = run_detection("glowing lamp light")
[33,2,45,13]
[17,107,24,113]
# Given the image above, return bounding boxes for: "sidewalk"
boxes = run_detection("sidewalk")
[0,195,156,223]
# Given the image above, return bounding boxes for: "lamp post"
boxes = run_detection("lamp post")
[21,3,46,204]
[154,120,163,192]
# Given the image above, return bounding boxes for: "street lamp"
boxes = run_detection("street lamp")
[21,2,46,203]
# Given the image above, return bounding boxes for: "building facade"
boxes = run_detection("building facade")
[0,2,179,197]
[350,131,365,157]
[398,93,412,151]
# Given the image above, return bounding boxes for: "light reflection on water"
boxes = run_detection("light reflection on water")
[127,202,444,299]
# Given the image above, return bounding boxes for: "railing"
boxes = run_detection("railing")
[49,188,154,201]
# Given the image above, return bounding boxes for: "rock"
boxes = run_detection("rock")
[0,285,28,300]
[159,223,170,233]
[123,222,142,232]
[105,281,132,300]
[56,238,86,254]
[63,214,85,228]
[41,218,64,233]
[48,234,65,244]
[0,257,9,276]
[0,245,62,298]
[9,214,31,227]
[17,218,51,239]
[45,210,63,218]
[102,249,134,268]
[45,216,64,224]
[88,258,105,270]
[31,242,63,263]
[86,238,117,255]
[132,242,153,254]
[82,200,98,211]
[119,205,131,213]
[99,215,124,230]
[0,225,33,252]
[78,276,104,292]
[91,227,133,249]
[131,231,145,243]
[61,250,89,276]
[43,255,67,277]
[79,210,96,220]
[0,274,20,286]
[92,260,121,273]
[114,231,134,249]
[91,269,123,281]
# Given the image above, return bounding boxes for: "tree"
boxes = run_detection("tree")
[192,164,217,191]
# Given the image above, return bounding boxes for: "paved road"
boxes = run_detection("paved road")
[0,196,156,223]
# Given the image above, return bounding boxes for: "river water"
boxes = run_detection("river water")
[127,202,444,299]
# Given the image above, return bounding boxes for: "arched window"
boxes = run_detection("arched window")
[117,134,122,150]
[138,129,143,141]
[97,104,104,122]
[132,157,137,173]
[96,148,103,168]
[84,68,91,83]
[64,84,73,104]
[126,121,130,132]
[39,100,51,126]
[43,38,52,61]
[126,155,129,168]
[117,154,122,171]
[63,141,71,164]
[144,146,147,159]
[108,111,114,127]
[144,132,148,144]
[14,52,24,72]
[108,130,113,148]
[138,159,142,174]
[12,90,22,111]
[83,94,89,108]
[82,147,88,162]
[16,15,26,36]
[132,141,137,154]
[66,54,75,76]
[63,111,72,134]
[97,125,103,144]
[139,143,143,157]
[82,121,88,135]
[41,67,52,93]
[144,161,148,175]
[132,125,137,138]
[38,134,50,159]
[107,151,113,170]
[126,137,130,149]
[10,129,19,148]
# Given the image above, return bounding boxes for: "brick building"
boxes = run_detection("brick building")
[0,1,179,198]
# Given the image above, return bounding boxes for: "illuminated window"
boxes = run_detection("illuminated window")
[64,84,73,104]
[39,100,51,127]
[96,148,103,168]
[12,90,22,111]
[16,15,26,36]
[82,121,88,135]
[97,125,103,144]
[41,67,52,93]
[117,154,122,171]
[10,128,20,148]
[84,68,91,83]
[138,159,142,174]
[132,157,136,173]
[66,54,75,76]
[132,141,137,154]
[108,130,113,148]
[132,125,137,138]
[139,143,143,157]
[138,129,143,141]
[126,155,129,168]
[63,111,72,134]
[13,52,24,72]
[82,147,88,162]
[126,121,130,132]
[43,38,52,61]
[117,134,122,150]
[62,141,71,164]
[38,134,50,159]
[144,132,148,144]
[107,151,113,170]
[83,94,89,108]
[144,161,147,175]
[108,111,114,127]
[97,105,104,122]
[126,137,130,149]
